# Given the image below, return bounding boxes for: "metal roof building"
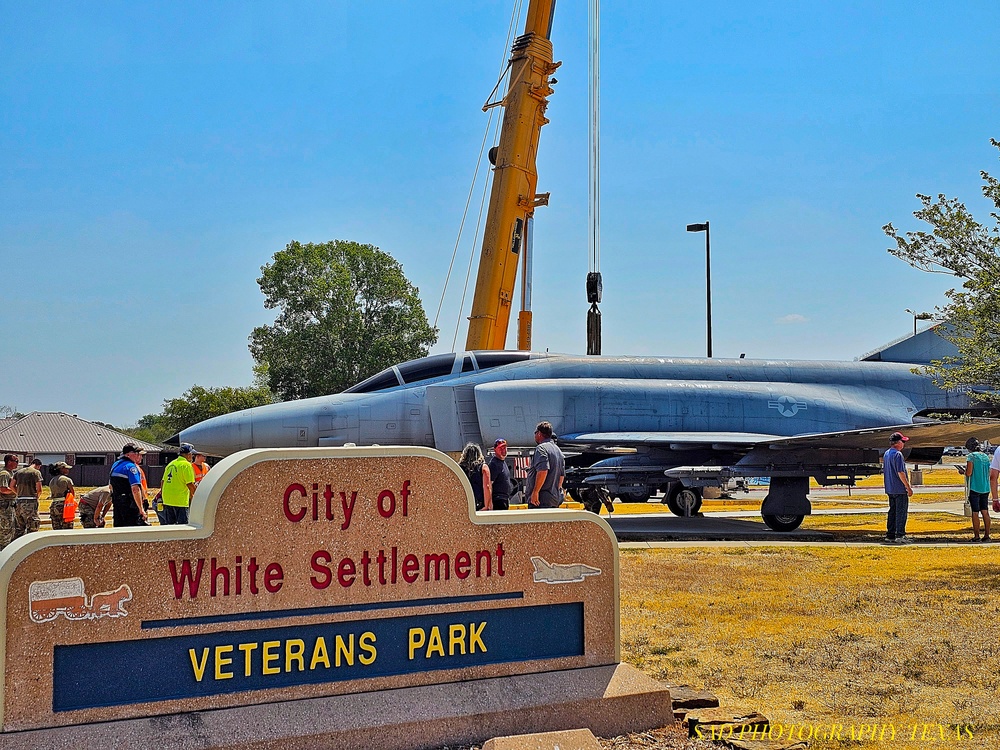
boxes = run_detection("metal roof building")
[0,412,166,486]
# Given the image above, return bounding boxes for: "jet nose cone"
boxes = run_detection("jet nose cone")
[163,433,180,447]
[179,411,254,457]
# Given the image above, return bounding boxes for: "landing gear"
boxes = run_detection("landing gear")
[762,514,804,532]
[760,477,810,532]
[578,487,614,515]
[619,489,650,503]
[665,483,702,517]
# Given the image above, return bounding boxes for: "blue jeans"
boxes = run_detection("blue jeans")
[163,505,189,525]
[886,493,909,539]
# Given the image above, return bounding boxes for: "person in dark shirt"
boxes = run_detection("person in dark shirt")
[458,443,492,511]
[488,439,513,510]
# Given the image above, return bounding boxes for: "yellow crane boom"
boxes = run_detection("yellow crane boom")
[465,0,559,352]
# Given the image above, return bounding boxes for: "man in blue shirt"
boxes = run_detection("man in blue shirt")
[883,432,913,544]
[109,444,148,527]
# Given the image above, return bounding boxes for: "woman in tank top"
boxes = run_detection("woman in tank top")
[458,443,493,511]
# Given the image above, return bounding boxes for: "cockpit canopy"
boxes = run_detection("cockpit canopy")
[344,351,533,394]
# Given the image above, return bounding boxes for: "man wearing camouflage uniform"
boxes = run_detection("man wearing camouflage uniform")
[12,458,43,539]
[48,461,75,530]
[0,455,18,549]
[79,485,112,528]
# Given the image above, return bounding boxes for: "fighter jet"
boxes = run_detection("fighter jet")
[176,350,1000,531]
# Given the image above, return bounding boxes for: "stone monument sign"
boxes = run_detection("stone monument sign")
[0,447,669,747]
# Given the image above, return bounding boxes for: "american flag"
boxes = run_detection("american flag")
[511,455,531,480]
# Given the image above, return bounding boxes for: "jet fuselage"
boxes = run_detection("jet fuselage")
[180,351,966,457]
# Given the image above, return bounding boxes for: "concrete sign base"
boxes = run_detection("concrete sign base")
[0,664,671,750]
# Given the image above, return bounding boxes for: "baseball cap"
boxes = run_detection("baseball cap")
[888,432,909,444]
[52,461,72,471]
[179,443,196,455]
[494,438,507,447]
[121,443,140,455]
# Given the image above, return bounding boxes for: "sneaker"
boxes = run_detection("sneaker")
[882,537,897,545]
[983,535,992,543]
[896,536,915,545]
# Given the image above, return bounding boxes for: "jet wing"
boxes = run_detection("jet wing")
[560,418,1000,452]
[756,418,1000,450]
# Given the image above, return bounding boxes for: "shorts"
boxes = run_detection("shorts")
[969,491,990,513]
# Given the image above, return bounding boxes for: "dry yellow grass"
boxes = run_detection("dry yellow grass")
[606,499,899,515]
[824,490,965,505]
[802,512,993,542]
[620,546,1000,749]
[842,465,965,489]
[604,490,966,516]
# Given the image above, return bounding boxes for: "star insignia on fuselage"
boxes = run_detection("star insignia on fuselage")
[768,395,807,417]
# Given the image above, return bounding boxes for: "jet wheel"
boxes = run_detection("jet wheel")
[762,514,804,532]
[620,489,651,503]
[666,485,702,516]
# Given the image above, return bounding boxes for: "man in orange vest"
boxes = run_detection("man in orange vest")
[192,450,209,486]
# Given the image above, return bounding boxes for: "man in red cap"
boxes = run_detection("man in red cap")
[488,439,512,511]
[883,432,913,544]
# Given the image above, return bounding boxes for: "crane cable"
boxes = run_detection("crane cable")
[589,0,600,277]
[586,0,603,356]
[452,114,504,351]
[433,0,526,349]
[433,100,498,331]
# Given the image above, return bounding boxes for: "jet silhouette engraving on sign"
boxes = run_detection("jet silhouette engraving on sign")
[531,557,602,584]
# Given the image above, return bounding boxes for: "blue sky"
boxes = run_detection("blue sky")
[2,1,998,427]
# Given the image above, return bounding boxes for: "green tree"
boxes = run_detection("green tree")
[249,240,438,400]
[883,138,1000,397]
[126,384,274,443]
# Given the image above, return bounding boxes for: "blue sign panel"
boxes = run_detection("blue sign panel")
[53,602,584,712]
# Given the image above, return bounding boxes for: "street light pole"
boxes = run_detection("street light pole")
[904,308,934,337]
[687,221,712,357]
